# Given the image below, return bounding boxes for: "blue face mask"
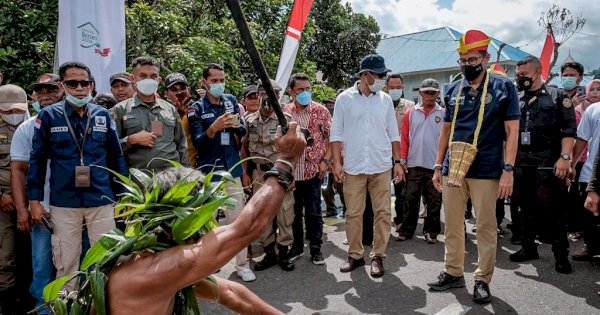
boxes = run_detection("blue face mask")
[561,77,578,90]
[209,83,225,98]
[32,102,41,114]
[295,91,312,106]
[388,89,403,101]
[65,92,92,108]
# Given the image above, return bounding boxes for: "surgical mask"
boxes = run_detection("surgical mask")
[32,102,41,114]
[368,74,386,93]
[136,79,159,96]
[561,77,578,90]
[388,89,403,101]
[516,76,534,92]
[1,113,25,126]
[295,91,312,106]
[461,64,484,82]
[65,92,92,108]
[209,83,226,98]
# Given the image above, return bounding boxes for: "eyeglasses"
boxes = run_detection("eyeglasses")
[63,80,93,89]
[457,56,483,66]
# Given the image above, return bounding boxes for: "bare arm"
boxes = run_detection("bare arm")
[572,138,588,166]
[432,122,451,192]
[194,277,283,315]
[498,120,519,198]
[11,161,31,232]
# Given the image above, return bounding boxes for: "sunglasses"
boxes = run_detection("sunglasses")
[63,80,93,89]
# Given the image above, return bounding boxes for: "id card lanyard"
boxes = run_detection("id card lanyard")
[521,96,537,145]
[62,103,91,166]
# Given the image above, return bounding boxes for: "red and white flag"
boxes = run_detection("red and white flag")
[540,33,555,81]
[275,0,314,89]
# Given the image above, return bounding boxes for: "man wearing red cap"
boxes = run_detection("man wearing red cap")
[428,30,520,303]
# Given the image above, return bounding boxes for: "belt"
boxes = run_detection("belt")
[258,163,274,172]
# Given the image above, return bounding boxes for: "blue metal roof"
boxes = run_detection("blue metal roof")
[377,27,532,74]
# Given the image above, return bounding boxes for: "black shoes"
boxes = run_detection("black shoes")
[509,248,539,262]
[288,247,304,262]
[473,280,492,304]
[555,257,572,274]
[311,252,325,265]
[427,272,466,291]
[278,244,295,271]
[254,243,278,271]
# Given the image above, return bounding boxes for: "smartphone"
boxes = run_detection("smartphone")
[41,216,54,233]
[230,114,240,127]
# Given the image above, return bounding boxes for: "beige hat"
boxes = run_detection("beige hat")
[0,84,28,111]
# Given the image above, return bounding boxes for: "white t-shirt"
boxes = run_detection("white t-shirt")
[10,116,51,211]
[577,102,600,183]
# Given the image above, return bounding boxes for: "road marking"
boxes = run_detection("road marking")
[433,302,472,315]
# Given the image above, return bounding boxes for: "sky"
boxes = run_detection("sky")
[342,0,600,72]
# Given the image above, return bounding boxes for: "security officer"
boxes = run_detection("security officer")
[0,84,29,313]
[509,56,576,274]
[242,83,295,272]
[27,61,128,291]
[111,57,189,170]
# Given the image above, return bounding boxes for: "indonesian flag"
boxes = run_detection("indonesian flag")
[540,33,555,81]
[275,0,314,89]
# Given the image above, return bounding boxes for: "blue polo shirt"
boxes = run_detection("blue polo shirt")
[28,101,129,208]
[442,73,520,179]
[187,94,246,178]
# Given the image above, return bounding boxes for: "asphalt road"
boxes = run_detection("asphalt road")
[201,201,600,315]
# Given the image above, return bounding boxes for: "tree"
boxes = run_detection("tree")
[538,3,586,81]
[308,0,380,88]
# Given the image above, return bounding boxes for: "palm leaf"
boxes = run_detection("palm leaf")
[43,273,79,302]
[172,196,229,244]
[89,270,107,315]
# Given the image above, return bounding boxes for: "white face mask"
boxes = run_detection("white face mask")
[1,113,25,126]
[368,73,386,93]
[136,79,159,96]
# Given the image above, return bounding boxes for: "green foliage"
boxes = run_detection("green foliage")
[0,0,379,96]
[42,164,236,314]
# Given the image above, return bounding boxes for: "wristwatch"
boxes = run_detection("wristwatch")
[396,159,407,165]
[433,164,443,171]
[503,163,515,172]
[561,153,571,161]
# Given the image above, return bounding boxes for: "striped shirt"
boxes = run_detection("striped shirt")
[283,101,331,180]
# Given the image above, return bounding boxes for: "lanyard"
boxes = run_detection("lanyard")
[523,96,537,132]
[62,103,91,166]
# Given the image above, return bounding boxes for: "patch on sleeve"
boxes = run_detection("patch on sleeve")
[111,118,116,130]
[563,98,573,108]
[34,118,42,129]
[187,108,196,117]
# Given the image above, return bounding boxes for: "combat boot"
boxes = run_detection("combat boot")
[254,243,278,271]
[278,244,295,271]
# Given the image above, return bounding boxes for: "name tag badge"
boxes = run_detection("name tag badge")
[151,120,163,137]
[75,166,91,188]
[221,132,230,146]
[521,131,531,145]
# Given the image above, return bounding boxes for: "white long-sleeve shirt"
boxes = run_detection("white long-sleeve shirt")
[330,82,400,175]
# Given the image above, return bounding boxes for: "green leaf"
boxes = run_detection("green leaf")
[132,233,157,252]
[69,301,84,315]
[89,270,107,315]
[125,221,142,237]
[159,174,201,204]
[206,275,218,285]
[182,286,201,315]
[80,234,120,270]
[130,168,153,190]
[97,237,137,266]
[93,165,142,195]
[43,273,77,302]
[173,196,228,244]
[150,157,183,168]
[203,216,219,233]
[54,298,68,315]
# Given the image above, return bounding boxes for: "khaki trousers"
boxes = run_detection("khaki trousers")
[224,178,250,271]
[50,204,116,291]
[442,177,498,283]
[344,170,392,259]
[253,168,295,247]
[0,211,15,290]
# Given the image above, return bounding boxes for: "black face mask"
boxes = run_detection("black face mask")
[461,64,484,82]
[516,76,533,92]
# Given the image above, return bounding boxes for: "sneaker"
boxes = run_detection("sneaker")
[288,247,304,262]
[509,248,539,262]
[311,252,325,265]
[473,280,492,303]
[237,268,256,282]
[427,272,465,291]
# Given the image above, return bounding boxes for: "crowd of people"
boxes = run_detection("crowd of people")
[0,28,600,314]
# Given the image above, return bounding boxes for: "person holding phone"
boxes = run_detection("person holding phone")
[164,72,198,167]
[111,57,190,171]
[187,63,254,282]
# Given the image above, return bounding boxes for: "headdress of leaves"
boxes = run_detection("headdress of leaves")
[40,160,239,315]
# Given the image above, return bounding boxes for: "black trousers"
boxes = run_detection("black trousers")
[398,167,442,237]
[292,176,324,255]
[577,183,600,253]
[514,167,569,258]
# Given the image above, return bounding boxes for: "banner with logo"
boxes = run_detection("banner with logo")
[57,0,126,93]
[275,0,314,90]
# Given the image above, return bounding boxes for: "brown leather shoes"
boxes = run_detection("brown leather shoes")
[340,257,365,273]
[370,256,384,277]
